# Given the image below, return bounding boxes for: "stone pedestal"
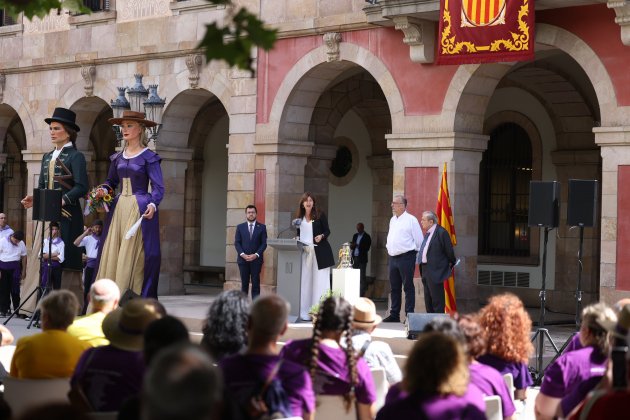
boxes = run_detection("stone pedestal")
[332,268,360,305]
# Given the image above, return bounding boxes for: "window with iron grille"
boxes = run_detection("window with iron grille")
[479,122,532,256]
[83,0,109,12]
[0,9,16,26]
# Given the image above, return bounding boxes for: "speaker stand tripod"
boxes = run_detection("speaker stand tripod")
[547,224,586,366]
[530,226,560,385]
[4,189,61,328]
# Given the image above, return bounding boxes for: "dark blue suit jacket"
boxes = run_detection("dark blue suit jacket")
[235,221,267,265]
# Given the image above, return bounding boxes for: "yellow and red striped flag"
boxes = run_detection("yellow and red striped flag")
[437,163,457,314]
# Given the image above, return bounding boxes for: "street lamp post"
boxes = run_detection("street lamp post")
[110,74,166,145]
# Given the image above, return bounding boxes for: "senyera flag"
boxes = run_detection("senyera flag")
[437,163,457,314]
[437,0,535,65]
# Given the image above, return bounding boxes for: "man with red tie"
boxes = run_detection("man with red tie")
[235,205,268,299]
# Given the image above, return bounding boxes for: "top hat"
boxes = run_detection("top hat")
[45,107,80,132]
[352,297,383,329]
[108,110,157,128]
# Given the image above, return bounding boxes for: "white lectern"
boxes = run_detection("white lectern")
[268,238,306,322]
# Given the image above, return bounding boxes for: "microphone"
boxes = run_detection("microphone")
[276,218,302,239]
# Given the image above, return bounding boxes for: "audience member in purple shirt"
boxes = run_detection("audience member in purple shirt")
[280,296,376,419]
[478,293,534,401]
[71,344,145,411]
[220,354,315,418]
[377,332,485,420]
[469,362,516,417]
[535,303,615,420]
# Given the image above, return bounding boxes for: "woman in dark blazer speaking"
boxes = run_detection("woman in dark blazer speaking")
[296,192,335,320]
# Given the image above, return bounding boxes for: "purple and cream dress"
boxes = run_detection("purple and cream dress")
[96,148,164,297]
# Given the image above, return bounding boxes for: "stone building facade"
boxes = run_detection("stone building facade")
[1,0,630,314]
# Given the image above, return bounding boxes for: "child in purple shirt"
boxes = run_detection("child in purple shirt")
[377,332,485,420]
[535,303,615,419]
[280,296,376,419]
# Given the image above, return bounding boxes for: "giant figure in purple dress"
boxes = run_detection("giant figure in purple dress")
[95,110,164,298]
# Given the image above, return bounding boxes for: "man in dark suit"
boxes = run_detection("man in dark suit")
[350,223,372,297]
[235,205,267,298]
[417,210,456,313]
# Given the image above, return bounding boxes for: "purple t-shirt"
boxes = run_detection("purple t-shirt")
[280,338,376,404]
[477,353,534,389]
[469,361,516,417]
[377,386,486,420]
[541,346,607,415]
[563,334,584,354]
[71,345,145,412]
[219,353,316,417]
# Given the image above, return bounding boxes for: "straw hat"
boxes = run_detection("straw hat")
[352,298,382,329]
[597,304,630,340]
[108,110,157,127]
[45,107,80,132]
[102,298,162,351]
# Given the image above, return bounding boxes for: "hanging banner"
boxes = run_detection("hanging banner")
[437,0,535,65]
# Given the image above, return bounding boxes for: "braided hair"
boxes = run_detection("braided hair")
[309,296,358,413]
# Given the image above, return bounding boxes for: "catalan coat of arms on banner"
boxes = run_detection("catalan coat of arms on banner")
[437,0,534,65]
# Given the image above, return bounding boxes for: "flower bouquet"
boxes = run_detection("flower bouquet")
[84,184,114,215]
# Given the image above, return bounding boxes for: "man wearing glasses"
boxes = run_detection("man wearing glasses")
[383,195,422,323]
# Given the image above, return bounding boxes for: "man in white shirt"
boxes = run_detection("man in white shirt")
[74,220,103,314]
[0,213,14,241]
[383,195,422,323]
[0,231,27,316]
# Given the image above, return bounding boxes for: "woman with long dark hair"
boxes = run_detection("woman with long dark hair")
[296,192,335,321]
[200,290,250,361]
[280,296,376,419]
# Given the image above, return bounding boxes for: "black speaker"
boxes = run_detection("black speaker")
[32,189,62,222]
[567,179,598,227]
[528,181,560,228]
[405,313,449,340]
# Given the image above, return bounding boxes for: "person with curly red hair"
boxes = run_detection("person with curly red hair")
[477,293,534,401]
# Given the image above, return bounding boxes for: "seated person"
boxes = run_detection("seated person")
[536,303,616,419]
[280,296,376,420]
[457,315,516,420]
[349,297,402,385]
[201,290,250,361]
[142,343,224,420]
[377,332,485,420]
[11,290,90,378]
[70,299,162,411]
[477,293,534,401]
[220,295,315,419]
[67,278,120,347]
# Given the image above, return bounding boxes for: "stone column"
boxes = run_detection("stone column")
[594,126,630,304]
[387,132,488,313]
[155,146,193,295]
[250,139,314,294]
[549,149,601,313]
[366,155,393,298]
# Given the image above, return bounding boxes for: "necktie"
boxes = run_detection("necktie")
[249,223,254,239]
[419,231,430,261]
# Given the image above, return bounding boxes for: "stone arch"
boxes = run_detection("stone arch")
[268,42,404,140]
[442,23,618,133]
[0,88,35,148]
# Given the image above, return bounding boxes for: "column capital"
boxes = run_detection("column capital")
[254,139,314,157]
[154,146,194,162]
[386,131,489,152]
[594,126,630,146]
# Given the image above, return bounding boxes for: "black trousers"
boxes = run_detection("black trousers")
[238,262,262,299]
[353,260,368,297]
[422,272,446,313]
[82,266,96,315]
[0,268,19,313]
[388,251,416,318]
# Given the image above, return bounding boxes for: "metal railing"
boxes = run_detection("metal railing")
[0,9,16,27]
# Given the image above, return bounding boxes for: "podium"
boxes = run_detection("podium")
[332,268,360,306]
[268,238,306,322]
